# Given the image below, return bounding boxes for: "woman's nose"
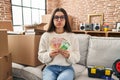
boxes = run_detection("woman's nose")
[58,18,61,21]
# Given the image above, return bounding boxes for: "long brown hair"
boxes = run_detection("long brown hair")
[47,8,72,32]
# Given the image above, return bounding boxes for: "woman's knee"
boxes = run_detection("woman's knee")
[57,69,74,80]
[43,67,57,80]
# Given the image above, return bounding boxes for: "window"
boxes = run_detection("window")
[11,0,46,31]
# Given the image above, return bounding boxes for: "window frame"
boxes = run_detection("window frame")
[11,0,47,31]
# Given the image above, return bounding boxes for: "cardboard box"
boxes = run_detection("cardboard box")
[35,23,47,30]
[24,23,47,31]
[8,35,43,66]
[68,15,73,30]
[43,24,49,30]
[41,14,52,23]
[0,29,9,57]
[0,53,12,80]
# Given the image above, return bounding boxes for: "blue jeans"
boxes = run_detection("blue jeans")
[42,65,74,80]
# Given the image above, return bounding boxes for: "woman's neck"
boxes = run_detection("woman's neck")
[55,29,64,34]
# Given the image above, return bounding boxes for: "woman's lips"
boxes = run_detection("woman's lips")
[57,23,61,26]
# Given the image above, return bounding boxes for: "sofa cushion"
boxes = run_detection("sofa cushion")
[12,63,25,78]
[22,65,44,79]
[72,64,86,78]
[87,36,120,68]
[76,34,90,65]
[12,62,86,80]
[22,64,86,80]
[12,62,43,80]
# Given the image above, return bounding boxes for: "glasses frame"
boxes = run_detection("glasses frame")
[53,15,65,21]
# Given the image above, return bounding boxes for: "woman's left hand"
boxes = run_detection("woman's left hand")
[59,49,70,58]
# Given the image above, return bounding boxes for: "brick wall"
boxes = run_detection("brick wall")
[0,0,120,30]
[0,0,13,31]
[0,0,12,21]
[47,0,120,30]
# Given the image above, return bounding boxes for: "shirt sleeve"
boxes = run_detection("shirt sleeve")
[38,32,52,64]
[66,33,80,64]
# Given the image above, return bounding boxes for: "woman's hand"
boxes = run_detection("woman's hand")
[49,49,59,58]
[59,49,70,58]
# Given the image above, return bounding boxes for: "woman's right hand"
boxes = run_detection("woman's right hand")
[49,49,59,58]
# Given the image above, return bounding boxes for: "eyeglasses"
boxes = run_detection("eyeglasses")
[53,15,65,21]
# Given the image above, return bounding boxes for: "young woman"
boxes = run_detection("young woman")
[38,7,80,80]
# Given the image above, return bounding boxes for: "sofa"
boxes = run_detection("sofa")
[12,34,120,80]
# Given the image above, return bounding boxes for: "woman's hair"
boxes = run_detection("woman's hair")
[47,7,72,32]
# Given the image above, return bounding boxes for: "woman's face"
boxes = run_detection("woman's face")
[53,11,66,30]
